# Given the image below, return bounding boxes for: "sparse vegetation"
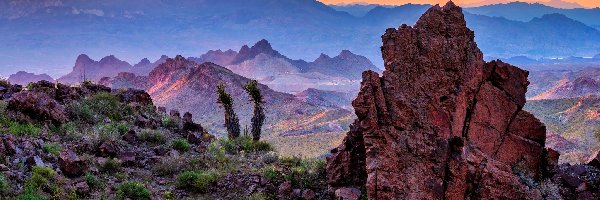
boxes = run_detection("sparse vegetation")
[42,143,61,156]
[99,158,122,173]
[216,83,240,139]
[172,139,191,152]
[8,122,41,136]
[138,129,166,144]
[176,170,220,192]
[115,182,151,200]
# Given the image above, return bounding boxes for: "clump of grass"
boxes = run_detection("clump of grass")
[212,136,273,155]
[97,122,129,142]
[84,173,103,190]
[162,117,180,130]
[16,166,56,199]
[99,158,122,174]
[138,130,166,144]
[265,157,327,189]
[42,143,61,156]
[0,173,9,196]
[8,122,41,136]
[172,139,191,152]
[245,192,267,200]
[176,171,220,192]
[262,165,278,181]
[152,157,185,176]
[115,182,150,200]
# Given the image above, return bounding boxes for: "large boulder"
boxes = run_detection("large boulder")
[7,91,68,124]
[327,2,549,199]
[58,149,87,177]
[113,88,153,106]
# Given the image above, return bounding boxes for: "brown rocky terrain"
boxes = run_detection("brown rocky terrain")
[532,77,600,100]
[327,2,600,199]
[0,80,331,199]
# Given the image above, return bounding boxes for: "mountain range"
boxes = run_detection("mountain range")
[2,0,600,77]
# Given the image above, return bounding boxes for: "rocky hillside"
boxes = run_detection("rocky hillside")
[0,80,332,199]
[526,96,600,163]
[102,56,355,157]
[7,71,54,86]
[532,77,600,100]
[58,55,133,85]
[326,2,600,199]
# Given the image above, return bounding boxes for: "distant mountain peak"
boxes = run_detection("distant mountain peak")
[75,54,93,65]
[316,53,331,61]
[231,39,285,64]
[338,50,356,58]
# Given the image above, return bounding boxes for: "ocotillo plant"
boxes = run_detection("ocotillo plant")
[243,80,265,141]
[216,83,240,139]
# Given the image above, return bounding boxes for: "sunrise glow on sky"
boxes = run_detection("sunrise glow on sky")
[318,0,600,8]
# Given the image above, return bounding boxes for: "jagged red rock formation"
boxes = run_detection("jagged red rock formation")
[327,2,552,199]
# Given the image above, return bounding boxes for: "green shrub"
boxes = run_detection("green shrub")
[172,139,191,152]
[115,182,150,200]
[162,117,179,130]
[42,143,61,156]
[176,171,219,192]
[152,157,184,176]
[0,173,9,196]
[99,158,122,174]
[284,158,326,189]
[67,102,94,122]
[26,166,56,189]
[138,130,166,144]
[84,173,103,190]
[8,122,41,136]
[97,122,128,142]
[245,192,267,200]
[262,165,278,181]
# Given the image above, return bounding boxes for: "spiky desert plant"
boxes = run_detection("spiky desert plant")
[216,83,240,139]
[244,80,265,141]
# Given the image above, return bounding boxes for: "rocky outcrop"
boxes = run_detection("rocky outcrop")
[327,2,554,199]
[7,91,68,124]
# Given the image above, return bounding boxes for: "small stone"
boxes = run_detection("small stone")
[278,181,292,199]
[75,181,90,196]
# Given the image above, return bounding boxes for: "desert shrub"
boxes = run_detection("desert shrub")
[97,122,128,142]
[172,139,191,152]
[0,101,10,127]
[18,166,56,199]
[261,151,279,164]
[212,136,273,155]
[208,142,229,165]
[0,173,9,196]
[85,92,124,121]
[138,130,166,144]
[152,157,185,176]
[84,173,103,190]
[176,171,220,192]
[53,122,80,140]
[99,158,122,174]
[262,165,278,181]
[115,182,150,200]
[8,122,41,136]
[275,157,327,189]
[42,143,61,156]
[66,102,94,123]
[161,117,179,130]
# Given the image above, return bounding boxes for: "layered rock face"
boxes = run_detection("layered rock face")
[327,2,551,199]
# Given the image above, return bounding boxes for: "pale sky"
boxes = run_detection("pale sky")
[318,0,600,8]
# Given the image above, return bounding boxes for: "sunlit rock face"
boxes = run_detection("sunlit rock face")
[327,2,553,199]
